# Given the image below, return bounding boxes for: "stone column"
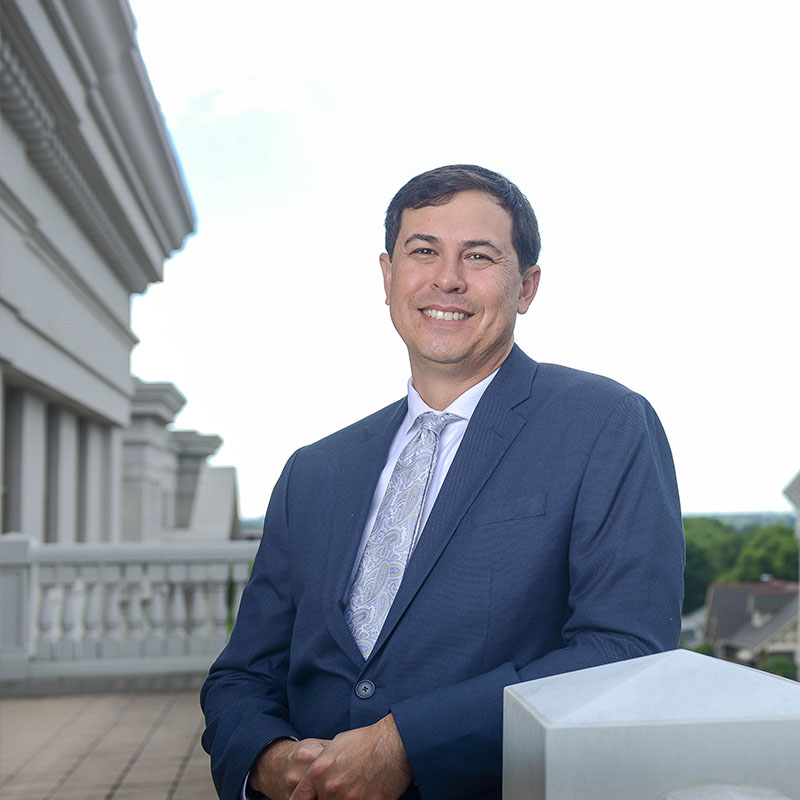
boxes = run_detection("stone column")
[107,426,122,543]
[46,408,79,544]
[3,389,47,541]
[78,420,106,543]
[121,380,185,542]
[172,430,223,531]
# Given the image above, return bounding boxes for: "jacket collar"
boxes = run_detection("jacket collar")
[323,345,539,666]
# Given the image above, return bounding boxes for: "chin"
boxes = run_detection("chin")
[417,349,472,369]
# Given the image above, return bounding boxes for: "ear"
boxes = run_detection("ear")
[379,252,392,305]
[517,265,540,314]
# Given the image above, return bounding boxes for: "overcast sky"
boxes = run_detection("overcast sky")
[128,0,799,518]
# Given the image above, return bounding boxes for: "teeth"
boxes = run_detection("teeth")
[423,309,468,321]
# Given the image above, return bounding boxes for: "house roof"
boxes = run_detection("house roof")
[725,599,798,651]
[705,580,798,652]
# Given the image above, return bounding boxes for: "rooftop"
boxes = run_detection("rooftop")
[0,690,215,800]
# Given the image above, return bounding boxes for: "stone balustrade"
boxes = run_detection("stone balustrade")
[0,534,259,685]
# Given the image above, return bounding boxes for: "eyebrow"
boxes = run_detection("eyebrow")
[461,239,504,256]
[403,234,440,247]
[403,234,504,256]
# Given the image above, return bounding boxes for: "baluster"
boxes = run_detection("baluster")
[124,563,144,657]
[166,563,188,656]
[81,564,101,658]
[145,563,167,656]
[187,564,209,655]
[209,563,230,652]
[231,561,252,623]
[57,565,78,659]
[36,565,58,660]
[100,563,122,658]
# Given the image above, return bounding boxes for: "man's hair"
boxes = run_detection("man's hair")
[384,164,541,271]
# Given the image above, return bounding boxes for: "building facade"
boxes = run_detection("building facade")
[1,0,199,544]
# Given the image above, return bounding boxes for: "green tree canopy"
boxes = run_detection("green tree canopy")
[682,517,743,612]
[721,524,799,583]
[683,533,714,613]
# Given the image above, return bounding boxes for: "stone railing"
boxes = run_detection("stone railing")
[0,534,259,685]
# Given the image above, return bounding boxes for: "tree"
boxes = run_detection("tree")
[683,534,714,613]
[682,517,743,612]
[721,524,799,583]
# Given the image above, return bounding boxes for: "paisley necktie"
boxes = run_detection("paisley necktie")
[345,412,459,658]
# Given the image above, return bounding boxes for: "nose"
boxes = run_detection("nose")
[432,252,467,293]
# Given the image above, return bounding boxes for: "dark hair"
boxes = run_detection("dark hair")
[384,164,540,271]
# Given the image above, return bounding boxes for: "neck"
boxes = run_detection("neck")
[411,381,468,411]
[410,348,512,410]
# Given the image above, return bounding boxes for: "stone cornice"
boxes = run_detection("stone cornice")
[171,430,224,459]
[57,0,195,252]
[1,35,152,292]
[0,0,195,294]
[131,377,187,424]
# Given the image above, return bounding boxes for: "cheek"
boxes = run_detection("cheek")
[393,271,426,302]
[483,280,520,319]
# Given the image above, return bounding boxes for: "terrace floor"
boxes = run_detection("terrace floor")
[0,690,216,800]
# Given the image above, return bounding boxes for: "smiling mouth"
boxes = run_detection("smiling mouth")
[421,309,472,321]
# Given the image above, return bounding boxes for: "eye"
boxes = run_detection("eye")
[466,253,493,264]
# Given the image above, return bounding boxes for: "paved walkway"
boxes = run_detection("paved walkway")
[0,691,216,800]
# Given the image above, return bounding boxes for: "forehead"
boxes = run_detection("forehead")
[397,190,513,244]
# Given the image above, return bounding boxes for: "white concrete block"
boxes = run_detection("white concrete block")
[503,649,800,800]
[665,785,790,799]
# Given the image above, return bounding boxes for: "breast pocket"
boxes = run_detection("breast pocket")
[469,490,548,528]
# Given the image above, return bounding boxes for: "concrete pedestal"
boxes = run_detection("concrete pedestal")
[503,649,800,799]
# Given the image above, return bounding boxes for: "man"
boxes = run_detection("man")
[201,165,684,800]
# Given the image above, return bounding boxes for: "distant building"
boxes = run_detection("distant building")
[1,0,237,544]
[121,379,240,541]
[704,579,798,672]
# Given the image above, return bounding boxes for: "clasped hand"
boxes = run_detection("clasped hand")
[250,713,412,800]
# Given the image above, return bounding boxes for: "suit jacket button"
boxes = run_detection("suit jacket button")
[355,680,375,699]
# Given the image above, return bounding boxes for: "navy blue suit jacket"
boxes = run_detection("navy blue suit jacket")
[201,346,684,800]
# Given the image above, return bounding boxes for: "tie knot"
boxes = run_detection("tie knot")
[417,411,460,437]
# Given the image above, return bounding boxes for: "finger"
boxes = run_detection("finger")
[289,774,317,800]
[293,740,326,767]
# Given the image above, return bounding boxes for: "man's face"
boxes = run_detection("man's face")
[380,190,540,385]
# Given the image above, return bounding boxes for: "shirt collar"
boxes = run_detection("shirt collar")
[404,369,499,434]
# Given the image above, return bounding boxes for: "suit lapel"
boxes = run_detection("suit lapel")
[370,347,538,659]
[321,399,407,664]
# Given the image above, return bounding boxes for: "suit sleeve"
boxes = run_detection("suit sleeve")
[390,392,685,799]
[200,452,300,800]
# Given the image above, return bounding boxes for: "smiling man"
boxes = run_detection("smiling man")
[379,190,539,410]
[201,165,684,800]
